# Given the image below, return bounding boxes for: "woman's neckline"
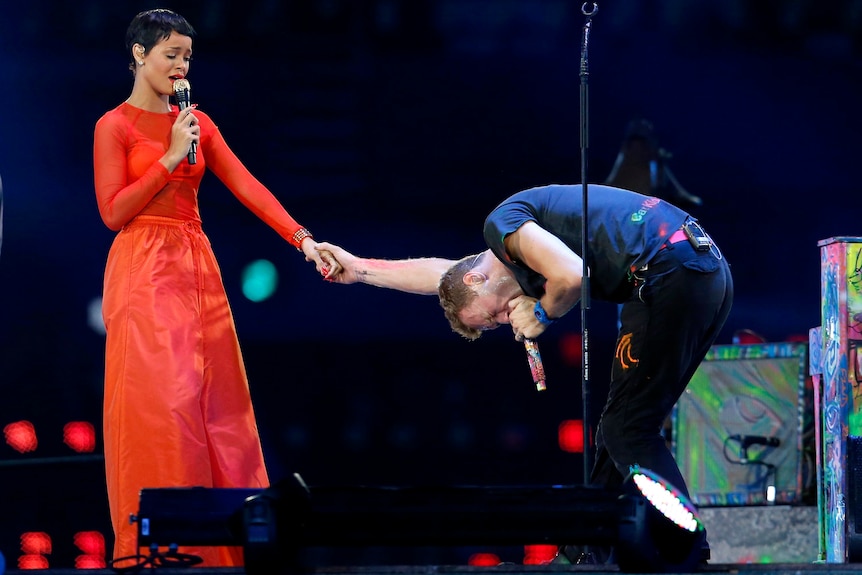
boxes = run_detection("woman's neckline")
[122,100,174,114]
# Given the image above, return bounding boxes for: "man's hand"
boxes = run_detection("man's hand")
[301,239,341,280]
[314,242,360,284]
[508,295,547,341]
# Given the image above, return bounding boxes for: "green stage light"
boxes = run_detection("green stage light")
[241,259,278,302]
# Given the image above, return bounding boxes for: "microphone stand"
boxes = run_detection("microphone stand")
[558,7,601,566]
[578,2,598,487]
[0,173,4,260]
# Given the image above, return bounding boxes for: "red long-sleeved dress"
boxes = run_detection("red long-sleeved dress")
[93,102,306,565]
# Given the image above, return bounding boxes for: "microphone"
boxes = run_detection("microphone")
[172,78,197,165]
[731,435,780,448]
[524,339,546,391]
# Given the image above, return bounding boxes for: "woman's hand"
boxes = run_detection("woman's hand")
[162,106,199,171]
[312,242,359,284]
[301,238,341,279]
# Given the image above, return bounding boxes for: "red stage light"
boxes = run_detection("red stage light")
[75,554,107,569]
[523,544,558,564]
[468,552,501,566]
[559,332,583,366]
[73,531,105,556]
[64,421,96,453]
[4,420,38,453]
[17,554,49,569]
[20,531,51,555]
[732,328,767,344]
[558,419,586,453]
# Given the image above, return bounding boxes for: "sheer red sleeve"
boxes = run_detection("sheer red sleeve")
[201,122,307,248]
[93,111,171,231]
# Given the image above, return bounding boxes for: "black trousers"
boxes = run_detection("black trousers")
[591,233,734,501]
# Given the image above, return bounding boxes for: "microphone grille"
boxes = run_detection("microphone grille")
[173,78,190,95]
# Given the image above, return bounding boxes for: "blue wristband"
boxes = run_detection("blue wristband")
[534,300,556,326]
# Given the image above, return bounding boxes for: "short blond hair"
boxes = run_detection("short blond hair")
[438,253,485,340]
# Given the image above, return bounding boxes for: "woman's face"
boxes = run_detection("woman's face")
[136,31,193,96]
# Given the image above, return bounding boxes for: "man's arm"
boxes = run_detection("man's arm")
[315,242,455,295]
[504,221,584,337]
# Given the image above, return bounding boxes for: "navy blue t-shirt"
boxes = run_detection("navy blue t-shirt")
[483,184,690,302]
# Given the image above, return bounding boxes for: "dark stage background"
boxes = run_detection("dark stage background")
[0,0,859,569]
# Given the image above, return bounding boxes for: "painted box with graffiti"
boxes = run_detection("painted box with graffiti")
[811,237,862,562]
[671,342,814,507]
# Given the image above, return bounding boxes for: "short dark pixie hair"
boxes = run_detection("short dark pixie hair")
[125,8,196,72]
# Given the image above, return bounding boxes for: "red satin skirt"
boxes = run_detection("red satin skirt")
[102,215,269,566]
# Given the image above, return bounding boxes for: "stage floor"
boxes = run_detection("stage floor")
[2,563,858,575]
[0,505,823,573]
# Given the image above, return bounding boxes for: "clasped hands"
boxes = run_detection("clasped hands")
[301,240,341,280]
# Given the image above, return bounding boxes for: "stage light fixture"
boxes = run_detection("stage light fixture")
[4,420,38,453]
[20,531,52,555]
[136,471,706,574]
[558,419,585,453]
[468,552,500,566]
[63,421,96,453]
[616,466,704,573]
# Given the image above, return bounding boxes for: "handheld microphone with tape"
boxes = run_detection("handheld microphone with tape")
[172,79,197,165]
[731,434,780,448]
[524,339,546,391]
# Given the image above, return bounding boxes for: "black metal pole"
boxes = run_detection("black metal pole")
[0,173,4,261]
[578,2,598,486]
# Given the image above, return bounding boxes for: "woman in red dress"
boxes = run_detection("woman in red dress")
[93,8,338,566]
